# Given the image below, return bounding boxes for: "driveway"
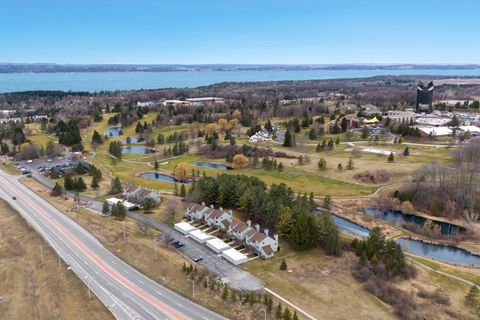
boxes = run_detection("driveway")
[130,212,263,291]
[18,159,263,291]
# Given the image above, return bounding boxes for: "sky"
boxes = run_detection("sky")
[1,0,479,65]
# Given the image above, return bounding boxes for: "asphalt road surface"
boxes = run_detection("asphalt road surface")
[0,170,227,320]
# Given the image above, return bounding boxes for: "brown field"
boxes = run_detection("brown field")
[0,199,113,320]
[20,178,286,320]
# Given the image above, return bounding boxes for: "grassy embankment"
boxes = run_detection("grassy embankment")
[0,199,113,320]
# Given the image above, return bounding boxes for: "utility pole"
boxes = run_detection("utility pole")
[39,245,44,268]
[188,279,195,298]
[154,239,157,261]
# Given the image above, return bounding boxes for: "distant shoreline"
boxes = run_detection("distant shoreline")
[1,63,480,74]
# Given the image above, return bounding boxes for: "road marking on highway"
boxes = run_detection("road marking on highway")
[139,279,144,284]
[176,303,183,307]
[0,175,189,320]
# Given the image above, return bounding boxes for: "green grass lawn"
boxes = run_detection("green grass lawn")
[0,163,21,175]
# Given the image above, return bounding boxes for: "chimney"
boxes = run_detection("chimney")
[255,224,260,232]
[247,220,251,228]
[228,209,233,216]
[210,204,214,209]
[220,207,223,212]
[264,228,269,237]
[201,201,205,206]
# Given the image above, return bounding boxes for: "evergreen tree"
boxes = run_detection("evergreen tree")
[403,146,410,156]
[154,160,159,170]
[292,311,299,320]
[75,177,87,191]
[308,129,317,140]
[317,212,342,256]
[318,158,327,170]
[76,162,85,174]
[91,175,99,189]
[110,203,119,219]
[275,303,283,319]
[335,136,340,145]
[174,183,179,196]
[346,157,354,170]
[110,177,123,194]
[465,284,479,306]
[102,200,110,215]
[116,203,126,220]
[280,259,288,271]
[180,184,186,197]
[50,182,63,197]
[91,130,104,144]
[143,198,155,213]
[324,194,331,209]
[283,129,294,147]
[388,152,395,162]
[327,139,334,150]
[283,308,292,320]
[277,162,284,172]
[222,286,228,300]
[64,173,74,190]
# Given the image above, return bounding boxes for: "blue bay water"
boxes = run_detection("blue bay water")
[1,69,480,93]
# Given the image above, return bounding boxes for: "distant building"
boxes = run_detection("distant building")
[185,97,224,106]
[416,81,434,113]
[185,203,279,259]
[386,110,417,125]
[123,185,161,205]
[417,126,452,138]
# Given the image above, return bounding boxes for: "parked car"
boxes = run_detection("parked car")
[173,241,184,248]
[193,256,203,263]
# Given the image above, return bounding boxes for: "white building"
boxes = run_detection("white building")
[204,207,233,231]
[105,197,138,211]
[221,248,249,265]
[416,116,451,127]
[206,238,231,253]
[185,97,224,106]
[417,126,452,138]
[249,129,272,143]
[123,185,161,205]
[186,202,211,221]
[245,226,279,259]
[227,220,254,242]
[174,222,197,235]
[386,110,417,125]
[459,125,480,136]
[188,229,214,244]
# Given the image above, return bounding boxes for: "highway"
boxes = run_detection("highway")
[0,170,227,320]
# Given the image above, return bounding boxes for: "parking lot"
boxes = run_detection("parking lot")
[131,212,263,291]
[16,159,264,291]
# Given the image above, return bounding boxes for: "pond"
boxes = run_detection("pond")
[121,146,156,154]
[104,127,122,137]
[139,172,192,184]
[124,136,145,144]
[396,238,480,267]
[192,161,233,170]
[363,208,465,235]
[314,208,370,237]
